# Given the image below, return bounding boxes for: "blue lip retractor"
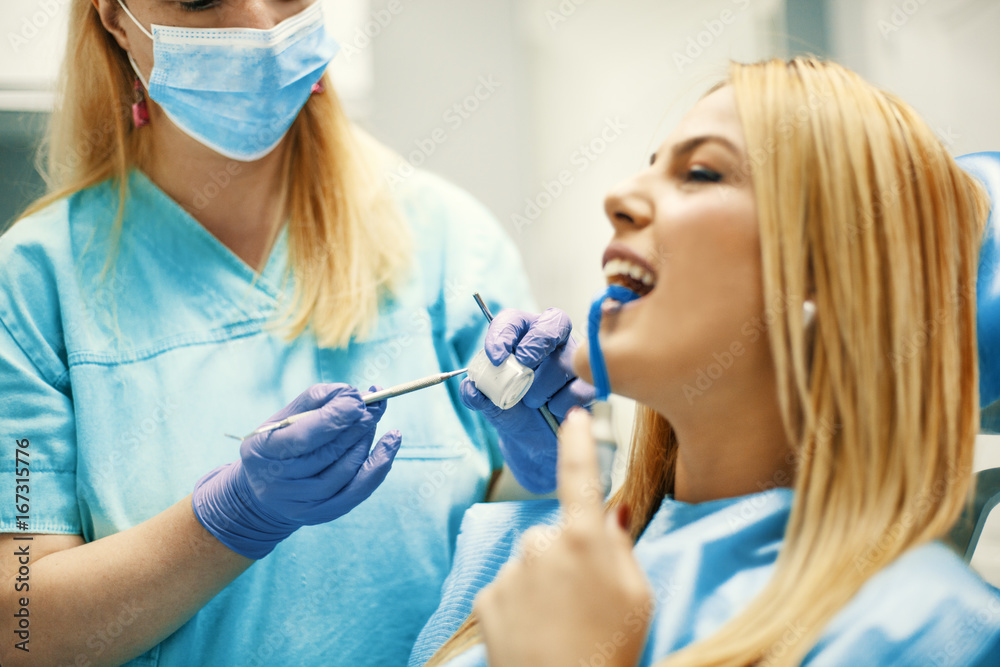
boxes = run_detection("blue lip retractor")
[587,284,641,400]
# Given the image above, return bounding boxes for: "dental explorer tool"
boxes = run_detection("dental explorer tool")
[225,368,468,441]
[472,293,561,435]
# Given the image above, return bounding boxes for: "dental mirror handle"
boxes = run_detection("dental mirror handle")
[228,368,468,441]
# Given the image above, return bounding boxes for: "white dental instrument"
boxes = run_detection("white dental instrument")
[472,293,561,434]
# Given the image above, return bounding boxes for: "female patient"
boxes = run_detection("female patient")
[414,57,1000,666]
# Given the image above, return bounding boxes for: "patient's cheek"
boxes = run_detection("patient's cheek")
[572,342,594,384]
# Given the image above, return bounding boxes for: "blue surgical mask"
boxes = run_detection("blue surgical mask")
[116,0,340,162]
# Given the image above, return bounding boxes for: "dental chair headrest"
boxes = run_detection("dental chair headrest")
[957,152,1000,410]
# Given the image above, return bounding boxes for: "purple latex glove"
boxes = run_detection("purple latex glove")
[460,308,595,493]
[193,384,402,559]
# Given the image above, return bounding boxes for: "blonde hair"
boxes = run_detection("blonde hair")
[428,57,989,666]
[19,0,410,348]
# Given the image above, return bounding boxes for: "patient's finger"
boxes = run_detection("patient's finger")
[556,408,604,523]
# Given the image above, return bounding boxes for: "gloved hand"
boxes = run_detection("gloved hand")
[193,383,402,559]
[460,308,594,494]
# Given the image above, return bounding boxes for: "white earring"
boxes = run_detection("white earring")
[803,299,817,329]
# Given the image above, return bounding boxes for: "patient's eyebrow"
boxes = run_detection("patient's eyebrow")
[670,135,741,161]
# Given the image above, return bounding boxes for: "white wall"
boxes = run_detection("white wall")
[362,0,533,230]
[829,0,1000,157]
[0,0,69,110]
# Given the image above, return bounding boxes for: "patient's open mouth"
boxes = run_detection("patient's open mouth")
[601,245,657,299]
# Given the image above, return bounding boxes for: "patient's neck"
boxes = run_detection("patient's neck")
[663,371,794,504]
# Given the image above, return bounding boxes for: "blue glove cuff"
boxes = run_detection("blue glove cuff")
[192,462,300,560]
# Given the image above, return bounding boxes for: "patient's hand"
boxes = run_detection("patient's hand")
[474,409,653,667]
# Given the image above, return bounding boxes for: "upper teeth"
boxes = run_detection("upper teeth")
[603,258,655,286]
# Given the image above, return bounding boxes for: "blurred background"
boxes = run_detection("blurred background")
[3,0,1000,324]
[2,0,1000,572]
[3,0,1000,327]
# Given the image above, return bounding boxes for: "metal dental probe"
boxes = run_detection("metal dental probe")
[225,368,469,441]
[472,293,561,435]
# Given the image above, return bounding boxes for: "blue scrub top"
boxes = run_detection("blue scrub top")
[410,491,1000,666]
[0,167,535,666]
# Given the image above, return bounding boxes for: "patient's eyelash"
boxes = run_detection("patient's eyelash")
[180,0,220,11]
[685,166,722,183]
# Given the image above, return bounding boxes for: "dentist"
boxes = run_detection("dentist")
[0,1,586,665]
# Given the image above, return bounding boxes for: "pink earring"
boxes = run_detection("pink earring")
[311,80,325,95]
[132,79,150,128]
